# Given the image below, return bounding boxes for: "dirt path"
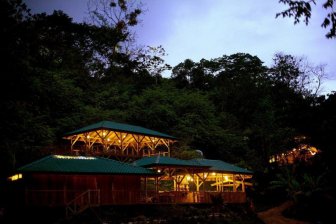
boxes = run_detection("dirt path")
[257,201,310,224]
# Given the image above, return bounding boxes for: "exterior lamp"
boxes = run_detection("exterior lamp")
[8,173,22,181]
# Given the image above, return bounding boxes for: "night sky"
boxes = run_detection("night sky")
[24,0,336,94]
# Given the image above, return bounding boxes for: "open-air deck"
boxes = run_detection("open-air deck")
[62,121,176,159]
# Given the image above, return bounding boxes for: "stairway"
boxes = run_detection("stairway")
[65,189,100,218]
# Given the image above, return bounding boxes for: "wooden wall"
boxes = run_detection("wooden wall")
[24,173,142,206]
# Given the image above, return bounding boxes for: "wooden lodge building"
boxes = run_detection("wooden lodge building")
[11,121,253,216]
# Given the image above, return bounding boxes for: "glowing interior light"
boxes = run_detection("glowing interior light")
[102,132,106,136]
[212,172,216,176]
[87,135,90,139]
[107,138,110,141]
[8,173,22,181]
[157,169,161,173]
[224,176,229,181]
[186,175,193,182]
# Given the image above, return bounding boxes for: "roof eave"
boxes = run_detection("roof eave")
[63,127,177,140]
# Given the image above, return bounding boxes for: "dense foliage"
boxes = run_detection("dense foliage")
[0,0,335,222]
[1,0,335,174]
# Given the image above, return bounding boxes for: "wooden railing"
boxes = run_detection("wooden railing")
[65,190,100,218]
[193,192,246,204]
[68,145,169,158]
[25,189,246,208]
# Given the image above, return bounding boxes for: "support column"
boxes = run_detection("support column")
[233,174,236,192]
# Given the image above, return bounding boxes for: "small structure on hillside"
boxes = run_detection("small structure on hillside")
[269,136,320,165]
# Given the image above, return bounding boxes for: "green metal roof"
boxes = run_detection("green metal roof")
[64,120,176,139]
[18,155,158,175]
[133,156,209,168]
[191,159,253,174]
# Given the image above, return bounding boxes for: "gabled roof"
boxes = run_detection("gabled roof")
[191,159,253,174]
[64,120,176,139]
[133,156,209,168]
[18,155,158,175]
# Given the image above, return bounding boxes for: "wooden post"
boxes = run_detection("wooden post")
[168,140,171,157]
[241,175,245,192]
[233,174,236,192]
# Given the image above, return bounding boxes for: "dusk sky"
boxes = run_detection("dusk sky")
[25,0,336,94]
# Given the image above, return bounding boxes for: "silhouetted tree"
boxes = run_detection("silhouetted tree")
[277,0,336,38]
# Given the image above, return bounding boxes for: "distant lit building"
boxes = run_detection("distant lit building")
[269,143,319,165]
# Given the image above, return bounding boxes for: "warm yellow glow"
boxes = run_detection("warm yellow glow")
[102,132,106,136]
[269,143,320,165]
[224,175,229,181]
[8,173,22,181]
[54,155,95,160]
[87,135,90,139]
[107,138,110,141]
[212,172,216,176]
[186,175,193,182]
[157,169,161,173]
